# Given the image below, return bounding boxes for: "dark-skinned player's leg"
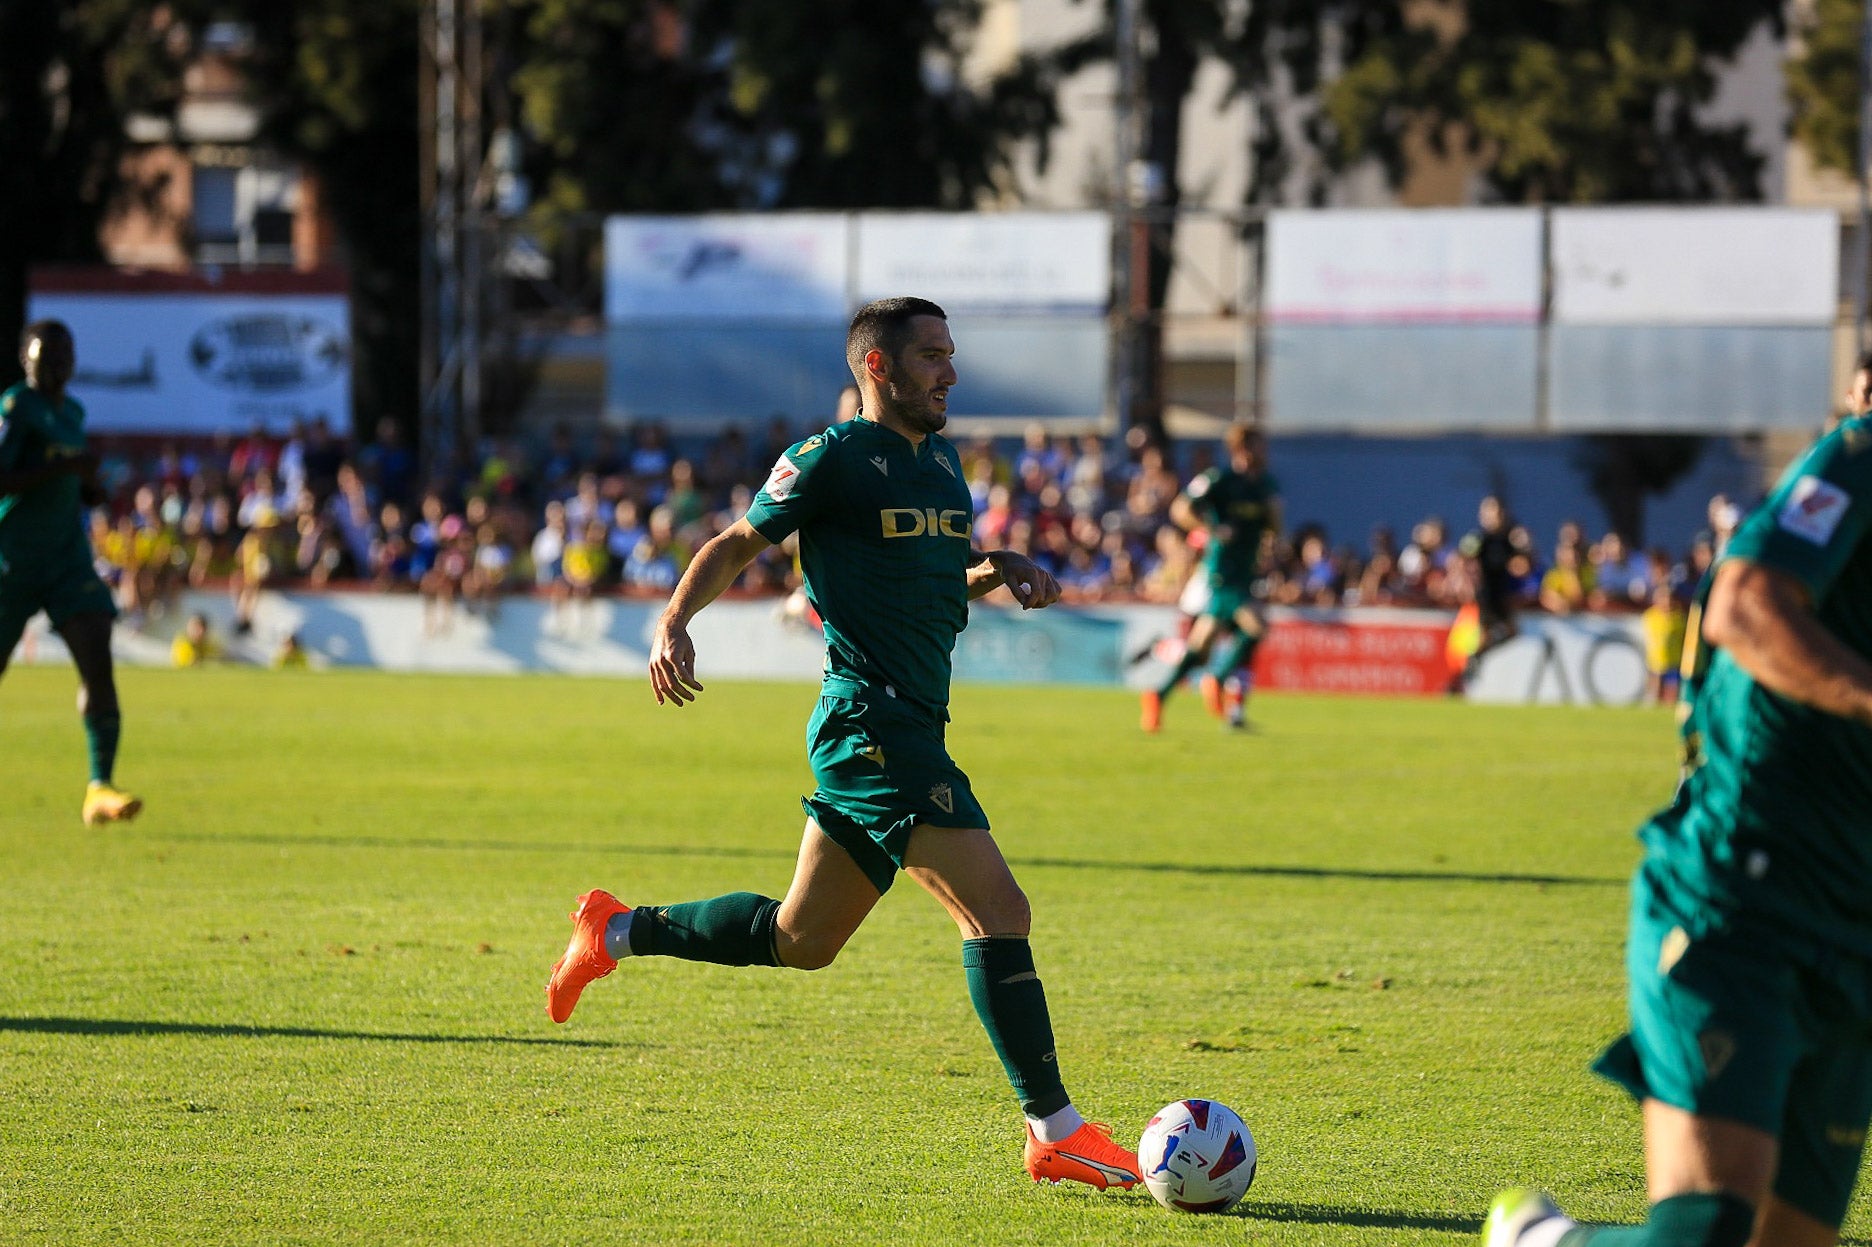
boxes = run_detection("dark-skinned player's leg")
[54,610,142,825]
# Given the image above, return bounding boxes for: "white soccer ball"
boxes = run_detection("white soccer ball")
[1137,1098,1257,1214]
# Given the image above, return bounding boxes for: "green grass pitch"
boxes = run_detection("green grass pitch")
[2,666,1864,1245]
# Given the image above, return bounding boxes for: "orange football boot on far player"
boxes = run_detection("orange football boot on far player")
[545,889,631,1023]
[1140,690,1162,733]
[1024,1121,1142,1191]
[1199,674,1225,718]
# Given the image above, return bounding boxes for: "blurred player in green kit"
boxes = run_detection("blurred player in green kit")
[1487,410,1872,1247]
[545,297,1142,1192]
[0,321,141,825]
[1141,423,1281,732]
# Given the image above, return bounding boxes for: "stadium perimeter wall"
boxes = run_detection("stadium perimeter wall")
[14,590,1651,707]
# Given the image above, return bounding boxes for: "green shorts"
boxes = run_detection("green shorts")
[0,527,116,652]
[800,680,989,895]
[1592,869,1872,1228]
[1201,580,1259,624]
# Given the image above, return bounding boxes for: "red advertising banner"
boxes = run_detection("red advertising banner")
[1252,613,1454,696]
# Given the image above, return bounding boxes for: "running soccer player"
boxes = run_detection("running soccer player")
[1140,423,1280,732]
[545,297,1141,1193]
[0,321,141,825]
[1486,411,1872,1246]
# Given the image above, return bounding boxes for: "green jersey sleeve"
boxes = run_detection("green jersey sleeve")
[1723,421,1872,601]
[743,431,836,544]
[0,386,32,472]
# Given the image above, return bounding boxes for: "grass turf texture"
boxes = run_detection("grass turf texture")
[3,666,1864,1245]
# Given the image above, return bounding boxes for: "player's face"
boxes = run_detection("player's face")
[22,330,74,392]
[1847,368,1872,417]
[876,316,956,438]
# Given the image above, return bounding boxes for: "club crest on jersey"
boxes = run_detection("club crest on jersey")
[928,783,954,814]
[762,455,800,501]
[870,455,889,476]
[1776,475,1850,546]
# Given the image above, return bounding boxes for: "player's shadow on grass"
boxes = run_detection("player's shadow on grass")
[1244,1201,1480,1233]
[167,831,1618,889]
[0,1016,617,1047]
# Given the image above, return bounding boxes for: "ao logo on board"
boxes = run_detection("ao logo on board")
[189,315,347,392]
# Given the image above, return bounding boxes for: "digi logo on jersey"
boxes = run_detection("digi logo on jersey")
[189,315,347,392]
[880,508,971,539]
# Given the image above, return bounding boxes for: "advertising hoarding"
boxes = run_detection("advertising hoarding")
[28,268,351,435]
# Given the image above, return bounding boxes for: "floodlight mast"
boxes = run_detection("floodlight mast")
[420,0,485,482]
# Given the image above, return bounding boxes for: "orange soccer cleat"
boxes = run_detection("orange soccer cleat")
[545,889,631,1024]
[1024,1121,1142,1191]
[1139,690,1163,733]
[1199,674,1225,719]
[82,781,143,826]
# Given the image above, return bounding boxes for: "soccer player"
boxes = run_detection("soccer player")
[0,321,141,825]
[1140,423,1281,732]
[1485,411,1872,1246]
[546,296,1142,1193]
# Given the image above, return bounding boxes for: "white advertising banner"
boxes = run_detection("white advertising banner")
[853,212,1110,311]
[30,285,352,435]
[1265,209,1543,323]
[1550,208,1838,325]
[604,214,850,322]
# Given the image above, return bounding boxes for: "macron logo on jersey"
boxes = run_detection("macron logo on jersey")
[762,455,800,502]
[1777,475,1851,546]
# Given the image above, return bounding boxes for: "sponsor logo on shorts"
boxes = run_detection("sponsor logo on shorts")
[1776,475,1850,546]
[1698,1029,1737,1081]
[928,783,954,813]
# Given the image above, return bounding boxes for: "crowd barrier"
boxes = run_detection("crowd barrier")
[13,589,1652,706]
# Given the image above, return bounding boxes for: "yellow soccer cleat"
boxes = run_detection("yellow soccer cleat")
[82,781,143,826]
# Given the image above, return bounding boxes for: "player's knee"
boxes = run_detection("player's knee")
[1647,1192,1754,1247]
[777,927,847,971]
[967,887,1031,940]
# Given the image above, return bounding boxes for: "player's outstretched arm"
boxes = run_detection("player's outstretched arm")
[967,549,1060,609]
[649,518,773,706]
[1703,558,1872,725]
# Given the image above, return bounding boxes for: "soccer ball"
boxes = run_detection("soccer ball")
[1137,1098,1257,1214]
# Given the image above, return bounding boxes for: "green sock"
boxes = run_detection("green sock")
[1208,633,1258,681]
[1558,1192,1754,1246]
[83,711,120,785]
[1154,648,1206,699]
[963,937,1069,1118]
[628,893,782,967]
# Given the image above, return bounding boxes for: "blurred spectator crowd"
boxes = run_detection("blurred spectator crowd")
[86,412,1743,633]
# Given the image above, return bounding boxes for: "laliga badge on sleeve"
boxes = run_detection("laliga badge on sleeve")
[761,455,800,502]
[1776,475,1851,547]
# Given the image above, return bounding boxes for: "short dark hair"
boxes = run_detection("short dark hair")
[20,319,72,352]
[1857,350,1872,376]
[846,297,946,387]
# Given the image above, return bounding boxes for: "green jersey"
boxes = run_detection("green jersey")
[1187,466,1278,590]
[744,419,974,716]
[0,383,87,545]
[1646,416,1872,954]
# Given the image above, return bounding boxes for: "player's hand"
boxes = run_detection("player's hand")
[991,551,1060,611]
[648,615,705,706]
